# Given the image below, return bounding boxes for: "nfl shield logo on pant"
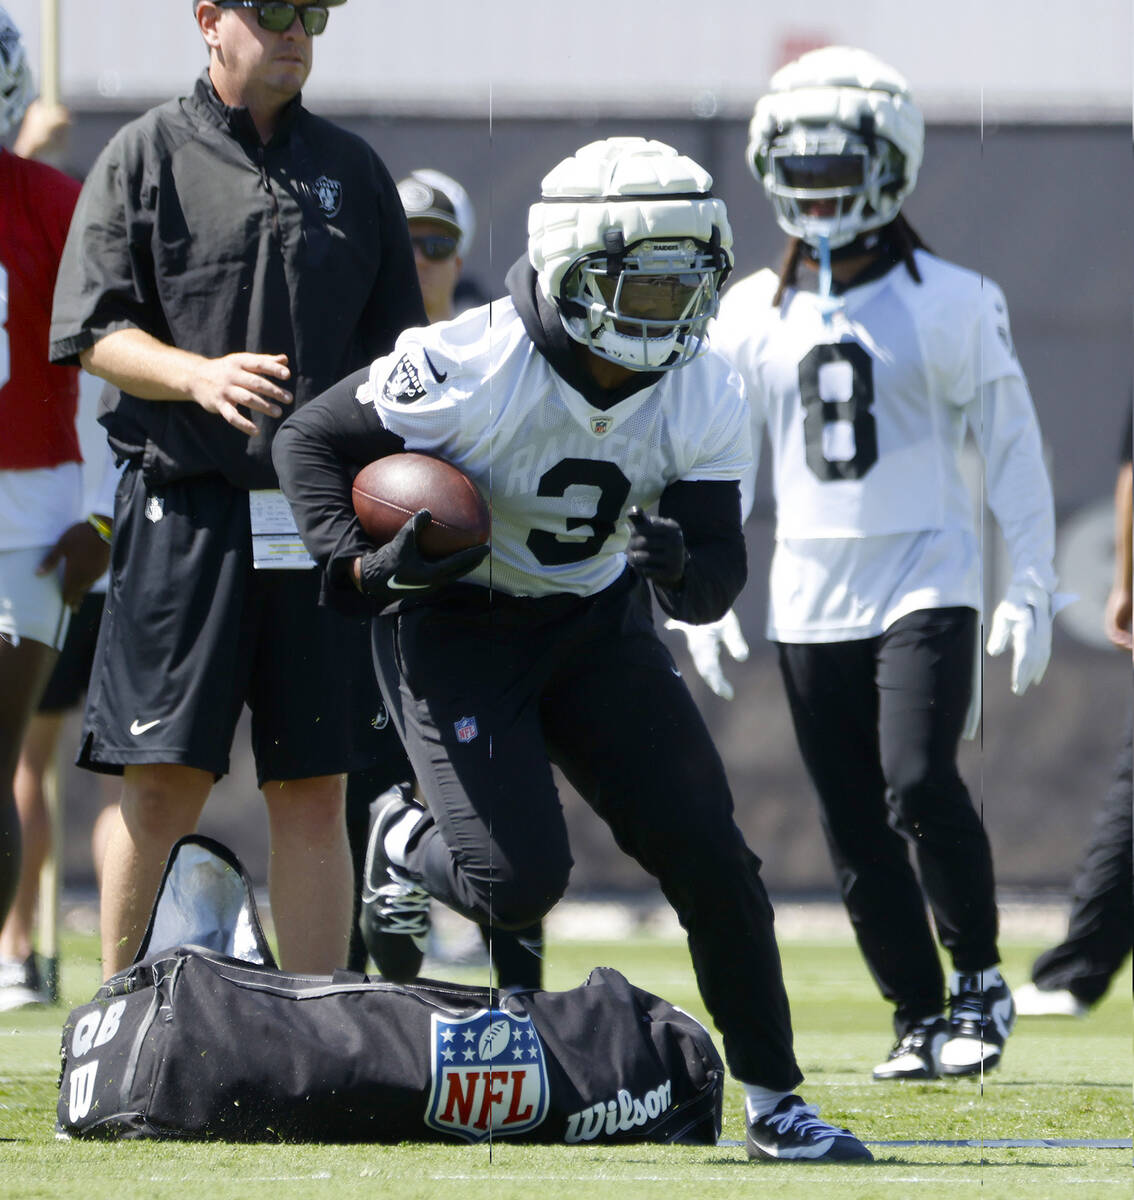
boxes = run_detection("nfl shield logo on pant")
[454,716,479,744]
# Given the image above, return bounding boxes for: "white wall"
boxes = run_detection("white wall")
[3,0,1131,119]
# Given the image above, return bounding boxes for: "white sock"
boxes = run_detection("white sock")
[743,1084,793,1121]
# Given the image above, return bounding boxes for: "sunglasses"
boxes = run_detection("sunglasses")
[216,2,330,36]
[411,234,459,262]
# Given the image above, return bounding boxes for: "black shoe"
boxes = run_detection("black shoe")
[359,783,431,983]
[746,1095,873,1162]
[0,954,48,1012]
[872,1017,949,1080]
[939,969,1015,1076]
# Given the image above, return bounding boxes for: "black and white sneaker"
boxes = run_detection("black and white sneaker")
[872,1017,949,1080]
[939,969,1015,1076]
[359,783,431,983]
[0,955,49,1012]
[746,1095,873,1162]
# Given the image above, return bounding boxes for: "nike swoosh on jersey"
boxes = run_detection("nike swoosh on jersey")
[422,350,447,383]
[129,718,162,735]
[387,577,432,590]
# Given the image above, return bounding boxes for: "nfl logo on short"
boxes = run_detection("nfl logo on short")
[425,1008,549,1142]
[454,716,478,744]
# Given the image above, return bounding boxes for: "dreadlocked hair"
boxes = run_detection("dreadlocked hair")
[772,214,932,307]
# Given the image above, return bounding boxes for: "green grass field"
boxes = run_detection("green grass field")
[1,925,1129,1199]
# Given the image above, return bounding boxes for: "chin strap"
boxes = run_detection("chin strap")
[817,233,833,299]
[814,233,843,325]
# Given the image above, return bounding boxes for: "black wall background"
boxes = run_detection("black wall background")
[52,111,1132,897]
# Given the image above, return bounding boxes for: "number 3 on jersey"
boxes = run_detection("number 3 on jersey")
[798,342,877,481]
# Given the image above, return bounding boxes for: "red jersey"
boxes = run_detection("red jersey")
[0,148,82,469]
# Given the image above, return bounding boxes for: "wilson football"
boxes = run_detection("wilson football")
[352,453,490,558]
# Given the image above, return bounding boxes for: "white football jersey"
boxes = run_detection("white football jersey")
[357,299,751,599]
[712,249,1055,642]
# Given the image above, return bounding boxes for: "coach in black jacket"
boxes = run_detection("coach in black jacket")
[49,0,426,979]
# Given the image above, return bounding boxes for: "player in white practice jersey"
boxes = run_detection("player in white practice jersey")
[275,137,873,1163]
[686,47,1058,1081]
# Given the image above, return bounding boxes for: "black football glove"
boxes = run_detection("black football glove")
[358,509,488,605]
[626,506,687,587]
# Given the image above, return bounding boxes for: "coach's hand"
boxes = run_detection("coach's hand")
[626,506,687,586]
[190,352,294,436]
[355,510,488,602]
[665,609,750,700]
[986,581,1052,695]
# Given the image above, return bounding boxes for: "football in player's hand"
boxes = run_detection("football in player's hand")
[352,453,490,558]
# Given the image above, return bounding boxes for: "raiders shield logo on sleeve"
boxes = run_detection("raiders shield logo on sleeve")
[425,1008,549,1142]
[383,354,429,405]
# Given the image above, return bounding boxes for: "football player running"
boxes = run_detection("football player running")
[686,47,1057,1081]
[275,136,871,1162]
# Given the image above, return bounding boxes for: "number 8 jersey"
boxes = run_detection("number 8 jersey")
[711,250,1056,643]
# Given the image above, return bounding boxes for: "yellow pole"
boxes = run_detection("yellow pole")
[39,0,60,106]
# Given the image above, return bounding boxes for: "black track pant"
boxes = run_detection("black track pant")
[372,572,803,1090]
[1031,705,1132,1004]
[777,607,999,1035]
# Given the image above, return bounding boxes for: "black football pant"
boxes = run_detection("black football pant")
[1031,703,1132,1004]
[372,571,803,1091]
[777,607,999,1035]
[344,731,543,989]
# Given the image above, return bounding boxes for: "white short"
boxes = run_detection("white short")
[0,546,70,650]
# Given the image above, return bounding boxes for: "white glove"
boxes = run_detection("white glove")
[986,582,1052,696]
[664,609,750,700]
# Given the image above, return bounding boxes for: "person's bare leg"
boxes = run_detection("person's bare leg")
[0,713,64,961]
[99,763,212,978]
[0,636,57,925]
[90,781,120,890]
[263,774,351,973]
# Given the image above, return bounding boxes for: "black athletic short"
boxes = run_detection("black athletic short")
[79,467,387,785]
[38,588,106,713]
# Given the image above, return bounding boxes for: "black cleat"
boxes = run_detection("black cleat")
[746,1095,873,1162]
[872,1017,949,1080]
[939,970,1015,1076]
[0,954,49,1012]
[359,783,431,983]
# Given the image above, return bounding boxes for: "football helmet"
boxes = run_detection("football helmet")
[528,137,732,372]
[747,45,924,250]
[0,8,32,140]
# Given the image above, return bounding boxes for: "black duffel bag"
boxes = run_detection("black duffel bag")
[56,837,724,1145]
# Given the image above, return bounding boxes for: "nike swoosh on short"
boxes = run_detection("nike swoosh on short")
[422,350,447,383]
[129,718,162,735]
[387,577,431,590]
